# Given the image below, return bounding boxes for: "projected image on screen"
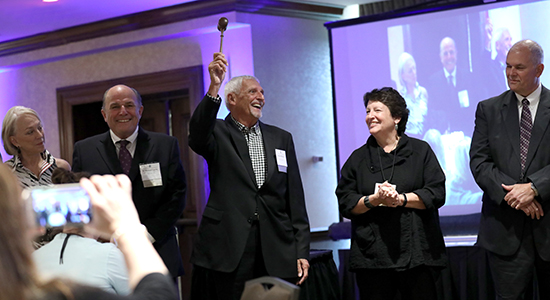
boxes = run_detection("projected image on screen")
[329,0,550,215]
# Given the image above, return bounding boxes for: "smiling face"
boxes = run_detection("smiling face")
[10,114,45,156]
[365,100,400,139]
[101,85,143,139]
[228,78,265,127]
[401,58,417,86]
[440,37,457,73]
[495,29,512,59]
[506,44,544,97]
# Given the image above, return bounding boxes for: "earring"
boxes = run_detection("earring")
[394,123,398,131]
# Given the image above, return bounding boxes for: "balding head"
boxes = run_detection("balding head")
[439,37,457,73]
[101,84,144,139]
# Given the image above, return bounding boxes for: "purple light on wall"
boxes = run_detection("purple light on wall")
[0,69,18,162]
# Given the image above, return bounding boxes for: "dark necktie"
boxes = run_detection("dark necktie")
[447,75,454,88]
[520,99,532,171]
[118,140,132,175]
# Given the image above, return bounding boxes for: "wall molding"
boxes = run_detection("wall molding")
[0,0,343,57]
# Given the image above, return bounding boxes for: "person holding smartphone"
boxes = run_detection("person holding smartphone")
[0,163,177,300]
[32,168,130,295]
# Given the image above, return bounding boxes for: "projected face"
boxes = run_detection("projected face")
[366,101,400,138]
[506,44,543,97]
[439,37,457,73]
[401,58,417,86]
[495,29,512,59]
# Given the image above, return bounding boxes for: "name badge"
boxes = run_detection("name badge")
[139,162,162,188]
[275,149,287,173]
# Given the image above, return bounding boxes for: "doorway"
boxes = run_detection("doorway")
[56,66,205,299]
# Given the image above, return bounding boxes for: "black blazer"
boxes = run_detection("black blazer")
[72,128,187,277]
[427,67,475,134]
[470,85,550,259]
[188,96,310,278]
[336,135,447,270]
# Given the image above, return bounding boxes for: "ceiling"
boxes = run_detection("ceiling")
[0,0,380,44]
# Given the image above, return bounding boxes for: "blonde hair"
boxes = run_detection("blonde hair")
[2,106,42,156]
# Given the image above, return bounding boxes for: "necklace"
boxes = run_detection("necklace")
[376,137,400,182]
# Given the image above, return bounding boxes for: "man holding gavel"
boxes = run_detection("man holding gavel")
[188,52,311,300]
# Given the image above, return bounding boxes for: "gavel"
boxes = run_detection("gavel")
[218,17,228,53]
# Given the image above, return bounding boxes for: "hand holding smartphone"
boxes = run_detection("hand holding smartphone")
[24,183,92,228]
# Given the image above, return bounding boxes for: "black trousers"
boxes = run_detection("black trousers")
[191,222,268,300]
[487,221,550,300]
[355,265,441,300]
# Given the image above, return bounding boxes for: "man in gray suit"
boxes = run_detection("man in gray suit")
[470,39,550,299]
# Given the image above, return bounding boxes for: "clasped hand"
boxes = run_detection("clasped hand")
[502,183,544,220]
[377,181,401,207]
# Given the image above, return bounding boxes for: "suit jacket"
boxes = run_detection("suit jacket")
[427,67,475,134]
[486,59,508,98]
[72,128,187,277]
[470,85,550,259]
[188,96,310,278]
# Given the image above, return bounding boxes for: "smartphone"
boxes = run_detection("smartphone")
[26,183,92,227]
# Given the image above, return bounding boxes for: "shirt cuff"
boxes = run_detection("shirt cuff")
[206,93,221,104]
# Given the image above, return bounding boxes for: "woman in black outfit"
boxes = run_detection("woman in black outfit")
[336,87,447,300]
[0,163,177,300]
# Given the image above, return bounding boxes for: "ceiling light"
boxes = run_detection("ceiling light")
[43,0,58,2]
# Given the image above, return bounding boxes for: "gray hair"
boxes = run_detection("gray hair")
[512,39,544,66]
[223,75,260,110]
[2,106,42,155]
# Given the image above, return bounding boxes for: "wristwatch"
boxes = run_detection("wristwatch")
[363,195,375,209]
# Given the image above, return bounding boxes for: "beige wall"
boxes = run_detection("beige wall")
[0,11,339,231]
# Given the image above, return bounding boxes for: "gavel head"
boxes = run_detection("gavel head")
[217,17,228,32]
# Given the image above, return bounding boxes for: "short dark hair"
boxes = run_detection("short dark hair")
[51,168,91,184]
[363,87,409,136]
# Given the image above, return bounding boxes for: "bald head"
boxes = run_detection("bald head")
[101,84,144,139]
[440,37,457,73]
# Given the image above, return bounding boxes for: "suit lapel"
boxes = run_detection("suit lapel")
[260,122,277,185]
[98,132,123,174]
[525,86,550,171]
[502,91,521,165]
[225,116,258,187]
[132,128,152,181]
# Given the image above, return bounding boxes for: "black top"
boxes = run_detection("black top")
[336,135,447,271]
[42,273,177,300]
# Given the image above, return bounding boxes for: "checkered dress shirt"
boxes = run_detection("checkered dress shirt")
[232,116,267,188]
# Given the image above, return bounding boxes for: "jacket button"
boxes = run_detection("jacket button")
[247,218,252,223]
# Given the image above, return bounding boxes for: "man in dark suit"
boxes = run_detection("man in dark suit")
[428,37,474,134]
[470,39,550,299]
[188,53,310,300]
[72,84,187,279]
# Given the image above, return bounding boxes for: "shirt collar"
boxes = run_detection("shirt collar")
[109,126,139,145]
[443,67,456,79]
[231,115,259,133]
[515,83,542,107]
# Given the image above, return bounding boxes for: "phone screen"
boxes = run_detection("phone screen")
[29,183,92,227]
